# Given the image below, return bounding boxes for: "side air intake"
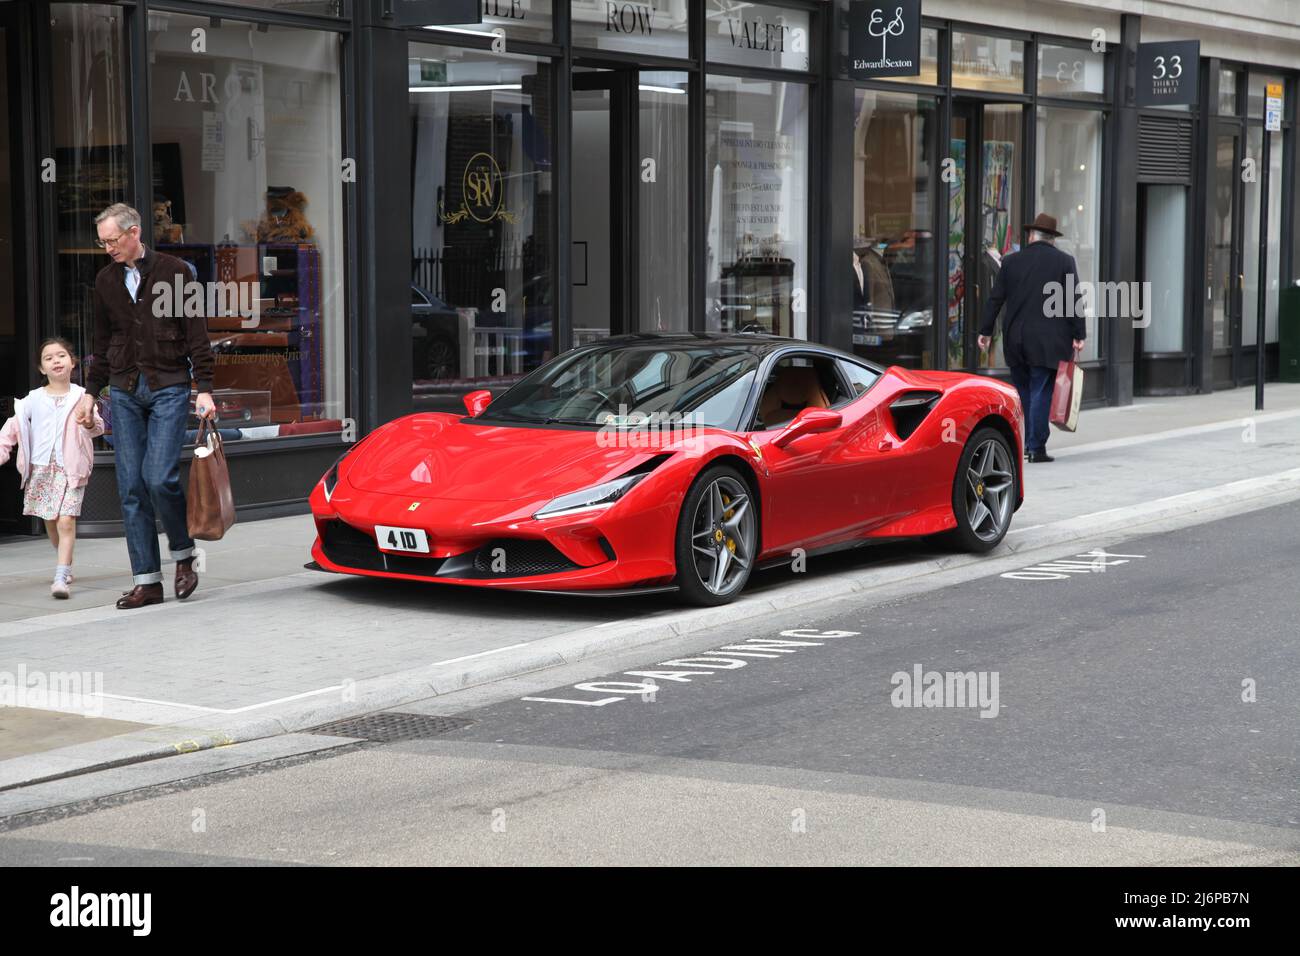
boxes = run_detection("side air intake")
[889,391,942,441]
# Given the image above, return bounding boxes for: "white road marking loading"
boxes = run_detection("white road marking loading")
[521,628,861,707]
[1002,549,1146,581]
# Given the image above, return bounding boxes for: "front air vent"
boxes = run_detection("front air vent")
[889,391,942,441]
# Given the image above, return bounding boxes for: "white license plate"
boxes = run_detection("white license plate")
[375,525,430,554]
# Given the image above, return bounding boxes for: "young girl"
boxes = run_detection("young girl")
[0,338,104,598]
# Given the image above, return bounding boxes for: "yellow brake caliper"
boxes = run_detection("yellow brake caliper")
[722,493,736,552]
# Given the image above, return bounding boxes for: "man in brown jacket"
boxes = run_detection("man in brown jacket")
[74,203,217,609]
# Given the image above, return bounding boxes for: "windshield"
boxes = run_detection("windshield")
[477,343,761,430]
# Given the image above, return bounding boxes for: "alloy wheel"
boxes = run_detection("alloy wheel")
[964,438,1015,542]
[689,476,756,596]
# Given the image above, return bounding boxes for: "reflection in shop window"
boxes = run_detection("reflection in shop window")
[852,90,936,369]
[144,13,346,444]
[1036,107,1102,361]
[952,32,1024,94]
[409,45,555,398]
[705,76,809,338]
[48,3,130,430]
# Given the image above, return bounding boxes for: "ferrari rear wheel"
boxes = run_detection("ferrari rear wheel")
[675,466,757,606]
[950,427,1016,552]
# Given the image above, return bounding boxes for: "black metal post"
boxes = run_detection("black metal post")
[1255,128,1270,410]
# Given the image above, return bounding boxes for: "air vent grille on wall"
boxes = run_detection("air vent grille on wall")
[1138,115,1194,183]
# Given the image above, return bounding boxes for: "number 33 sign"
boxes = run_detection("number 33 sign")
[1136,40,1200,107]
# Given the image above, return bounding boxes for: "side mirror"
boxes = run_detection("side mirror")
[463,389,492,417]
[771,407,842,449]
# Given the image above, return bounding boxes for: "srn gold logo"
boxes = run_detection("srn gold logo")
[440,152,518,225]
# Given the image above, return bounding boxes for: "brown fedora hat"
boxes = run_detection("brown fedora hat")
[1023,212,1063,237]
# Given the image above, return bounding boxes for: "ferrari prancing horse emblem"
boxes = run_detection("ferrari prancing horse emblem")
[408,502,421,511]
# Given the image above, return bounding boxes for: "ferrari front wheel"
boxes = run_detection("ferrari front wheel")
[675,465,757,606]
[949,427,1016,552]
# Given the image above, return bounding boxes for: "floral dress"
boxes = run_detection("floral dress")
[23,393,84,520]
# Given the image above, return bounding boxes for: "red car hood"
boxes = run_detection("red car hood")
[348,415,669,502]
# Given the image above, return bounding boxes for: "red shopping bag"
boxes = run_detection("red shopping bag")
[1050,359,1083,432]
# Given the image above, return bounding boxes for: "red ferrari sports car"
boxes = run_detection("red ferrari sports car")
[309,333,1024,605]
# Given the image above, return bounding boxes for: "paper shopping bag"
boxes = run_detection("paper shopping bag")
[1050,359,1084,433]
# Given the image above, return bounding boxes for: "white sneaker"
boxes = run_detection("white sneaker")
[51,579,70,599]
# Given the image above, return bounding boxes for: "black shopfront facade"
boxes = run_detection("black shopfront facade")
[0,0,1296,537]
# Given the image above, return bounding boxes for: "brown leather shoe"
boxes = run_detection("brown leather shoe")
[175,558,198,601]
[116,583,164,610]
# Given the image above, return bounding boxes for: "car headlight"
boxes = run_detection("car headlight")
[534,474,646,519]
[897,309,933,331]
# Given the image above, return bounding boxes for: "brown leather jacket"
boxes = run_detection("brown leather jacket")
[86,246,215,396]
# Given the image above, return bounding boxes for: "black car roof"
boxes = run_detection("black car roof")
[578,331,871,364]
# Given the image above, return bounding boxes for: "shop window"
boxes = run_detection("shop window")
[409,44,555,394]
[705,1,812,73]
[705,76,810,338]
[146,13,347,442]
[952,31,1024,94]
[871,26,940,87]
[1036,106,1102,361]
[1037,44,1105,101]
[216,1,345,15]
[1219,68,1240,116]
[48,4,130,409]
[852,90,937,369]
[571,0,689,59]
[427,0,554,44]
[1243,125,1284,346]
[1140,185,1188,353]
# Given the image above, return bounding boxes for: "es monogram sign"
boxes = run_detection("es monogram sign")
[1136,40,1200,107]
[848,0,922,79]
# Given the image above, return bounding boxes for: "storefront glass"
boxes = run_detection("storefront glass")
[48,3,130,389]
[410,44,556,387]
[571,0,690,58]
[147,12,347,441]
[705,76,809,338]
[1219,68,1239,115]
[952,31,1024,94]
[705,1,811,72]
[1242,125,1283,346]
[429,0,554,44]
[851,90,937,368]
[216,1,344,16]
[639,72,690,332]
[1036,106,1102,361]
[874,27,939,87]
[1141,185,1187,352]
[1037,44,1104,101]
[1211,131,1236,350]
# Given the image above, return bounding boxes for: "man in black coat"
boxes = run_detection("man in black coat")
[978,213,1086,463]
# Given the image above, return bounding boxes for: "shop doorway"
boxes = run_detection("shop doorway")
[947,101,1025,372]
[570,66,689,341]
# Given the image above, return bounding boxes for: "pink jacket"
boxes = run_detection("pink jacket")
[0,384,104,489]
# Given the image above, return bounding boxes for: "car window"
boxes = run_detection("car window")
[753,354,851,430]
[837,359,880,398]
[412,287,429,307]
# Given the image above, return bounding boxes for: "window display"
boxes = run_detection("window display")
[705,76,809,338]
[852,90,937,369]
[144,12,347,442]
[409,44,555,399]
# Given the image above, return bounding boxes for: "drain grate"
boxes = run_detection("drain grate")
[307,712,474,742]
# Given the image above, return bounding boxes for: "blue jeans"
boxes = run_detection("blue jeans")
[1009,365,1056,456]
[110,379,195,584]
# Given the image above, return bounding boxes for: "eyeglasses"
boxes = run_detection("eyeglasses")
[94,227,136,249]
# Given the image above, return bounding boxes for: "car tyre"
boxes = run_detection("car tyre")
[674,464,758,606]
[948,426,1017,553]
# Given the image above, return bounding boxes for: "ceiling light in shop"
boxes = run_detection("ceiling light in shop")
[408,84,523,93]
[638,85,686,95]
